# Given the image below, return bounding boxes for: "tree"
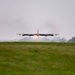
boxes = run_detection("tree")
[68,37,75,42]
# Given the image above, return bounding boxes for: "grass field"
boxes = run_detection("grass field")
[0,42,75,75]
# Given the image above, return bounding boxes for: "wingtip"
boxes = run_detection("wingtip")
[55,34,60,36]
[16,34,21,36]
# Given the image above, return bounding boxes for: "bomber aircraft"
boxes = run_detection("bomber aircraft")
[17,29,59,38]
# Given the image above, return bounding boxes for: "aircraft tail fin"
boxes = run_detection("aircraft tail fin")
[37,28,39,35]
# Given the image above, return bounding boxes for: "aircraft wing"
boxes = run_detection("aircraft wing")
[17,34,33,36]
[39,34,59,36]
[17,34,59,36]
[22,34,34,36]
[39,34,54,36]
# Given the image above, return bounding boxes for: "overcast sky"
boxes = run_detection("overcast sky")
[0,0,75,40]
